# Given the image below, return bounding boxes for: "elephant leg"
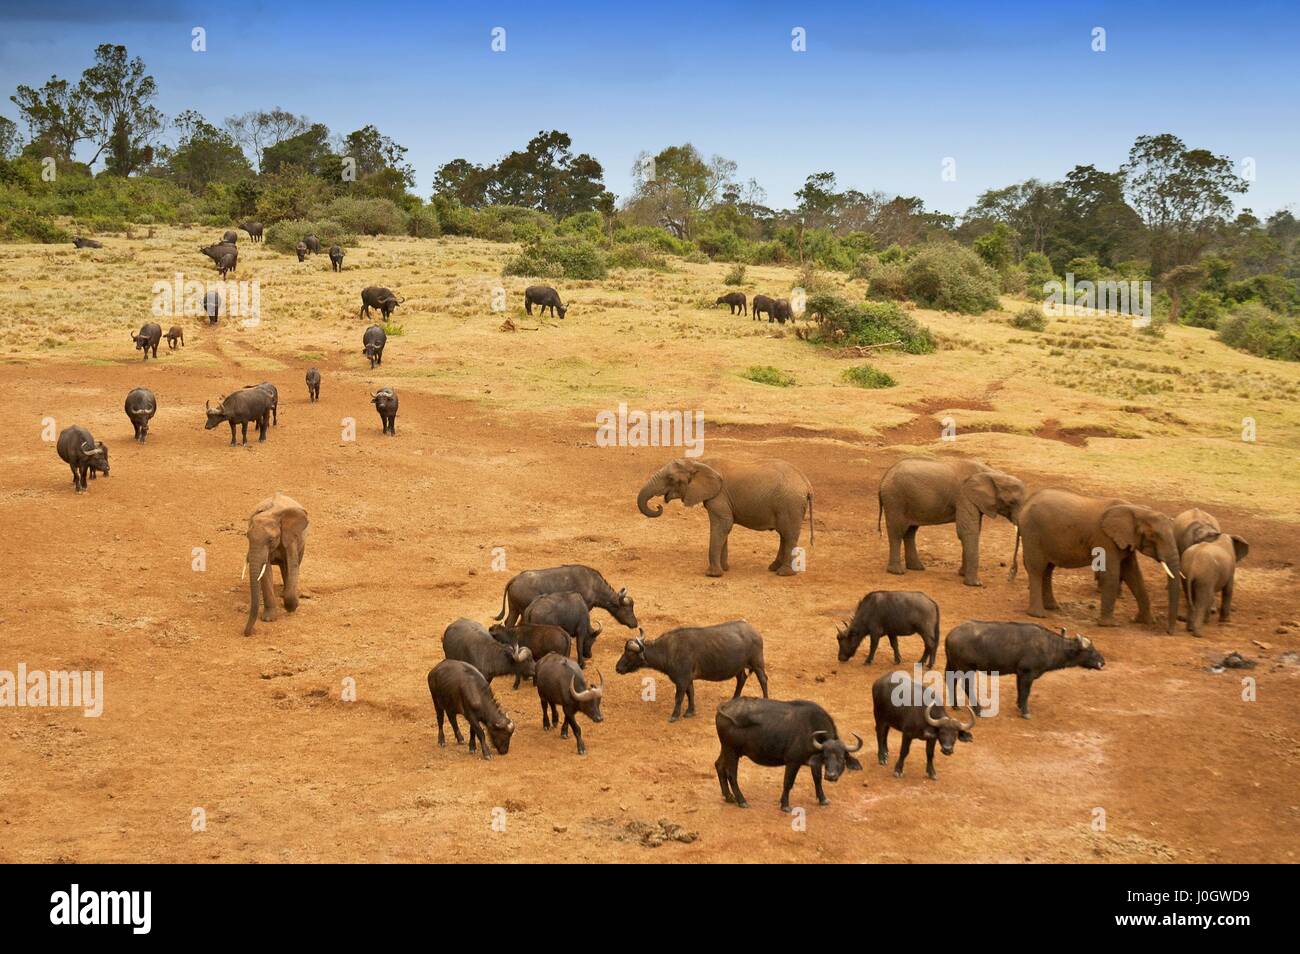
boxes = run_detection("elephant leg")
[773,526,798,576]
[1042,564,1059,610]
[1121,553,1154,624]
[1025,549,1049,618]
[707,513,732,577]
[903,526,924,571]
[721,536,730,572]
[958,529,982,586]
[1098,563,1124,626]
[260,570,277,622]
[1219,579,1233,623]
[886,519,907,575]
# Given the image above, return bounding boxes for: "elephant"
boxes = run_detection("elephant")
[637,457,813,577]
[1172,508,1221,617]
[1011,488,1181,632]
[877,457,1025,587]
[1181,528,1248,637]
[243,493,309,637]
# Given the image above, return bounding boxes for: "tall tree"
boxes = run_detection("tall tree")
[224,108,310,171]
[625,143,736,238]
[77,44,162,174]
[164,110,252,192]
[9,76,90,160]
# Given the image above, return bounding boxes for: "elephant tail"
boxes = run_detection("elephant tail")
[876,490,883,536]
[1008,526,1021,580]
[806,492,814,548]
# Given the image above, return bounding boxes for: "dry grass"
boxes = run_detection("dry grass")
[3,225,1298,518]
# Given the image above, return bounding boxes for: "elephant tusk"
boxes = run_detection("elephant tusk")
[241,560,248,580]
[1160,561,1175,580]
[257,563,267,582]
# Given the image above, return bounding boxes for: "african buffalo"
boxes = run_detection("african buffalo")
[329,245,344,271]
[305,368,320,402]
[495,565,637,635]
[360,286,403,321]
[716,292,747,315]
[524,285,566,319]
[535,655,604,755]
[72,236,103,249]
[521,591,601,664]
[943,620,1104,719]
[427,659,515,759]
[56,425,109,493]
[166,325,184,349]
[835,590,940,667]
[871,670,974,779]
[124,387,157,442]
[363,324,386,368]
[240,221,263,242]
[442,618,536,686]
[616,621,768,722]
[205,387,273,445]
[245,381,278,425]
[132,322,162,360]
[751,294,776,322]
[714,697,863,811]
[371,386,397,435]
[489,622,572,687]
[295,241,308,262]
[303,234,321,254]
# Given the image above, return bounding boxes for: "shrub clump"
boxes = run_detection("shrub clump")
[608,242,669,271]
[842,364,897,389]
[804,293,935,354]
[855,254,908,301]
[723,263,747,286]
[742,365,796,387]
[317,196,409,235]
[265,219,355,253]
[1216,301,1300,361]
[503,236,608,280]
[902,242,1001,314]
[1009,306,1047,332]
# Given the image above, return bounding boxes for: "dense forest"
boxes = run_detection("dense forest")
[2,44,1297,361]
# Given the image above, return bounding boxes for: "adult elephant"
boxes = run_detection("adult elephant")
[637,457,813,577]
[244,493,309,637]
[1011,488,1180,632]
[877,457,1024,587]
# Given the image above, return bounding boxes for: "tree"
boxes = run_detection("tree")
[224,108,310,171]
[965,180,1059,259]
[431,158,492,207]
[1050,164,1144,269]
[0,115,20,159]
[77,44,162,174]
[164,110,252,192]
[342,124,415,188]
[624,143,736,238]
[260,123,335,178]
[9,76,90,160]
[1121,133,1249,276]
[433,131,611,218]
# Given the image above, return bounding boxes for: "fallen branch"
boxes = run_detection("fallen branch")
[834,340,902,357]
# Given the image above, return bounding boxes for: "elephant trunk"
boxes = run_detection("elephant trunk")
[244,545,268,637]
[283,552,300,613]
[637,469,669,517]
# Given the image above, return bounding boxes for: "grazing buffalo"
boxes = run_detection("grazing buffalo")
[222,230,239,244]
[442,618,536,686]
[371,387,398,435]
[835,591,940,667]
[714,698,863,811]
[124,387,157,442]
[524,285,566,319]
[770,298,793,324]
[72,236,103,249]
[56,425,109,493]
[360,286,403,321]
[535,655,604,755]
[943,620,1105,719]
[303,234,321,254]
[751,294,776,322]
[295,241,308,262]
[216,251,236,279]
[496,565,638,634]
[615,621,768,722]
[521,591,601,664]
[716,292,747,315]
[427,659,515,759]
[871,670,974,779]
[202,290,221,324]
[200,242,237,266]
[132,322,162,360]
[363,324,387,368]
[240,221,263,242]
[489,622,573,686]
[305,368,320,402]
[328,245,344,271]
[205,387,273,445]
[166,325,184,349]
[243,381,278,425]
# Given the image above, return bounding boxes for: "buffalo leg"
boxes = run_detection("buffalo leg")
[733,671,747,698]
[866,633,880,663]
[714,749,733,802]
[684,682,696,718]
[779,763,800,812]
[811,762,829,806]
[876,723,889,765]
[467,715,491,759]
[888,634,901,664]
[447,713,465,745]
[1016,670,1035,718]
[925,738,938,779]
[894,735,912,777]
[569,715,585,755]
[435,702,447,746]
[540,698,551,729]
[669,685,685,722]
[754,666,769,698]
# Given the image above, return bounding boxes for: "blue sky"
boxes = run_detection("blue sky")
[1,0,1296,216]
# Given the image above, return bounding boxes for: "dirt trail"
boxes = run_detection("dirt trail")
[1,358,1297,863]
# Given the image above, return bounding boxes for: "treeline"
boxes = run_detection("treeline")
[1,45,1297,361]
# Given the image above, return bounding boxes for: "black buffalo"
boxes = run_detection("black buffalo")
[521,591,602,664]
[303,234,321,254]
[132,322,162,360]
[205,387,273,445]
[56,425,109,493]
[363,324,387,368]
[751,294,776,322]
[871,670,974,780]
[489,622,572,687]
[524,285,566,319]
[716,292,747,315]
[305,368,320,402]
[615,621,768,722]
[535,655,604,755]
[329,245,344,271]
[124,387,157,443]
[495,565,637,635]
[427,659,515,759]
[360,286,403,321]
[943,620,1105,719]
[245,381,278,425]
[371,387,398,435]
[714,697,863,811]
[240,221,263,242]
[442,618,536,686]
[835,590,940,667]
[72,236,103,249]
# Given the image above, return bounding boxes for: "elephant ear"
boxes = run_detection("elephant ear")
[1100,505,1139,551]
[961,473,1001,518]
[680,462,724,507]
[1229,534,1249,562]
[1187,522,1221,547]
[280,505,310,550]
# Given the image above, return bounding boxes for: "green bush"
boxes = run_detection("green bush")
[805,293,935,353]
[316,196,409,235]
[723,263,746,286]
[608,242,669,271]
[842,364,897,388]
[903,242,1001,314]
[265,219,356,253]
[1216,301,1300,361]
[1022,251,1056,295]
[503,235,608,280]
[856,255,907,301]
[741,365,796,387]
[406,203,440,238]
[613,225,696,257]
[1181,292,1224,329]
[0,204,71,243]
[1009,306,1047,332]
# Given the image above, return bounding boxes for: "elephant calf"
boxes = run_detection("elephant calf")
[877,456,1024,587]
[638,457,813,577]
[1182,529,1248,637]
[243,493,308,637]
